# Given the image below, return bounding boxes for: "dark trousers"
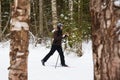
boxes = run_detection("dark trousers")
[42,44,65,65]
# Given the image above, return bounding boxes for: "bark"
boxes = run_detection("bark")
[8,0,30,80]
[32,0,37,37]
[77,0,82,57]
[0,0,1,41]
[51,0,58,29]
[76,42,82,57]
[78,0,81,26]
[39,0,43,38]
[90,0,120,80]
[69,0,73,21]
[78,0,83,27]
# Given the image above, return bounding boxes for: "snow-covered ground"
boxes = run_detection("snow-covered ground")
[0,41,93,80]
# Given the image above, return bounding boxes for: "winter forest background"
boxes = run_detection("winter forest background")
[0,0,120,80]
[0,0,91,50]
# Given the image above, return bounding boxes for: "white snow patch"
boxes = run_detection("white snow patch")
[116,19,120,28]
[0,41,93,80]
[10,19,29,31]
[114,0,120,7]
[101,3,107,10]
[11,21,29,31]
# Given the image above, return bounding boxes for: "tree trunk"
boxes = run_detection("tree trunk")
[78,0,82,26]
[0,0,1,41]
[8,0,30,80]
[51,0,58,28]
[90,0,120,80]
[76,42,82,57]
[32,0,37,37]
[69,0,73,21]
[77,0,82,57]
[39,0,43,38]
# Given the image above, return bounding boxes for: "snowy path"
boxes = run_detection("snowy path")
[0,41,93,80]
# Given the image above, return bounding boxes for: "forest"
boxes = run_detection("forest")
[0,0,91,56]
[0,0,120,80]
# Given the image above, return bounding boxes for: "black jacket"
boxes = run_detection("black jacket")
[52,30,63,45]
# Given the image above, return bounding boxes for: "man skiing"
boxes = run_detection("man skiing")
[41,23,68,67]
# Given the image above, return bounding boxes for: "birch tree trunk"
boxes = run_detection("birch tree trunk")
[0,0,1,41]
[69,0,73,21]
[39,0,43,38]
[77,0,83,56]
[8,0,30,80]
[51,0,58,28]
[90,0,120,80]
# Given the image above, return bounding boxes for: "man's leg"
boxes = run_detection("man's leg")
[41,45,56,65]
[57,46,67,66]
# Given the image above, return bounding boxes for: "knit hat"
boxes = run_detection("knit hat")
[57,23,63,28]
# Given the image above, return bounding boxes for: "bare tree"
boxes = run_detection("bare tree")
[78,0,81,26]
[77,0,83,56]
[39,0,43,38]
[69,0,73,21]
[90,0,120,80]
[8,0,30,80]
[51,0,58,28]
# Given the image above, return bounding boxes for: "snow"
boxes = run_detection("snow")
[116,19,120,28]
[114,0,120,7]
[101,3,107,10]
[0,41,93,80]
[12,21,29,31]
[10,19,29,31]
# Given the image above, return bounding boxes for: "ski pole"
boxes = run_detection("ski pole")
[55,54,59,68]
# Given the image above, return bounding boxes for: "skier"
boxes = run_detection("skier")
[41,23,68,67]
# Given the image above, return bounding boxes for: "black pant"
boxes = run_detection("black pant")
[42,44,65,65]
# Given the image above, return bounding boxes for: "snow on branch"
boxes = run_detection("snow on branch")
[101,3,107,10]
[114,0,120,8]
[10,19,29,31]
